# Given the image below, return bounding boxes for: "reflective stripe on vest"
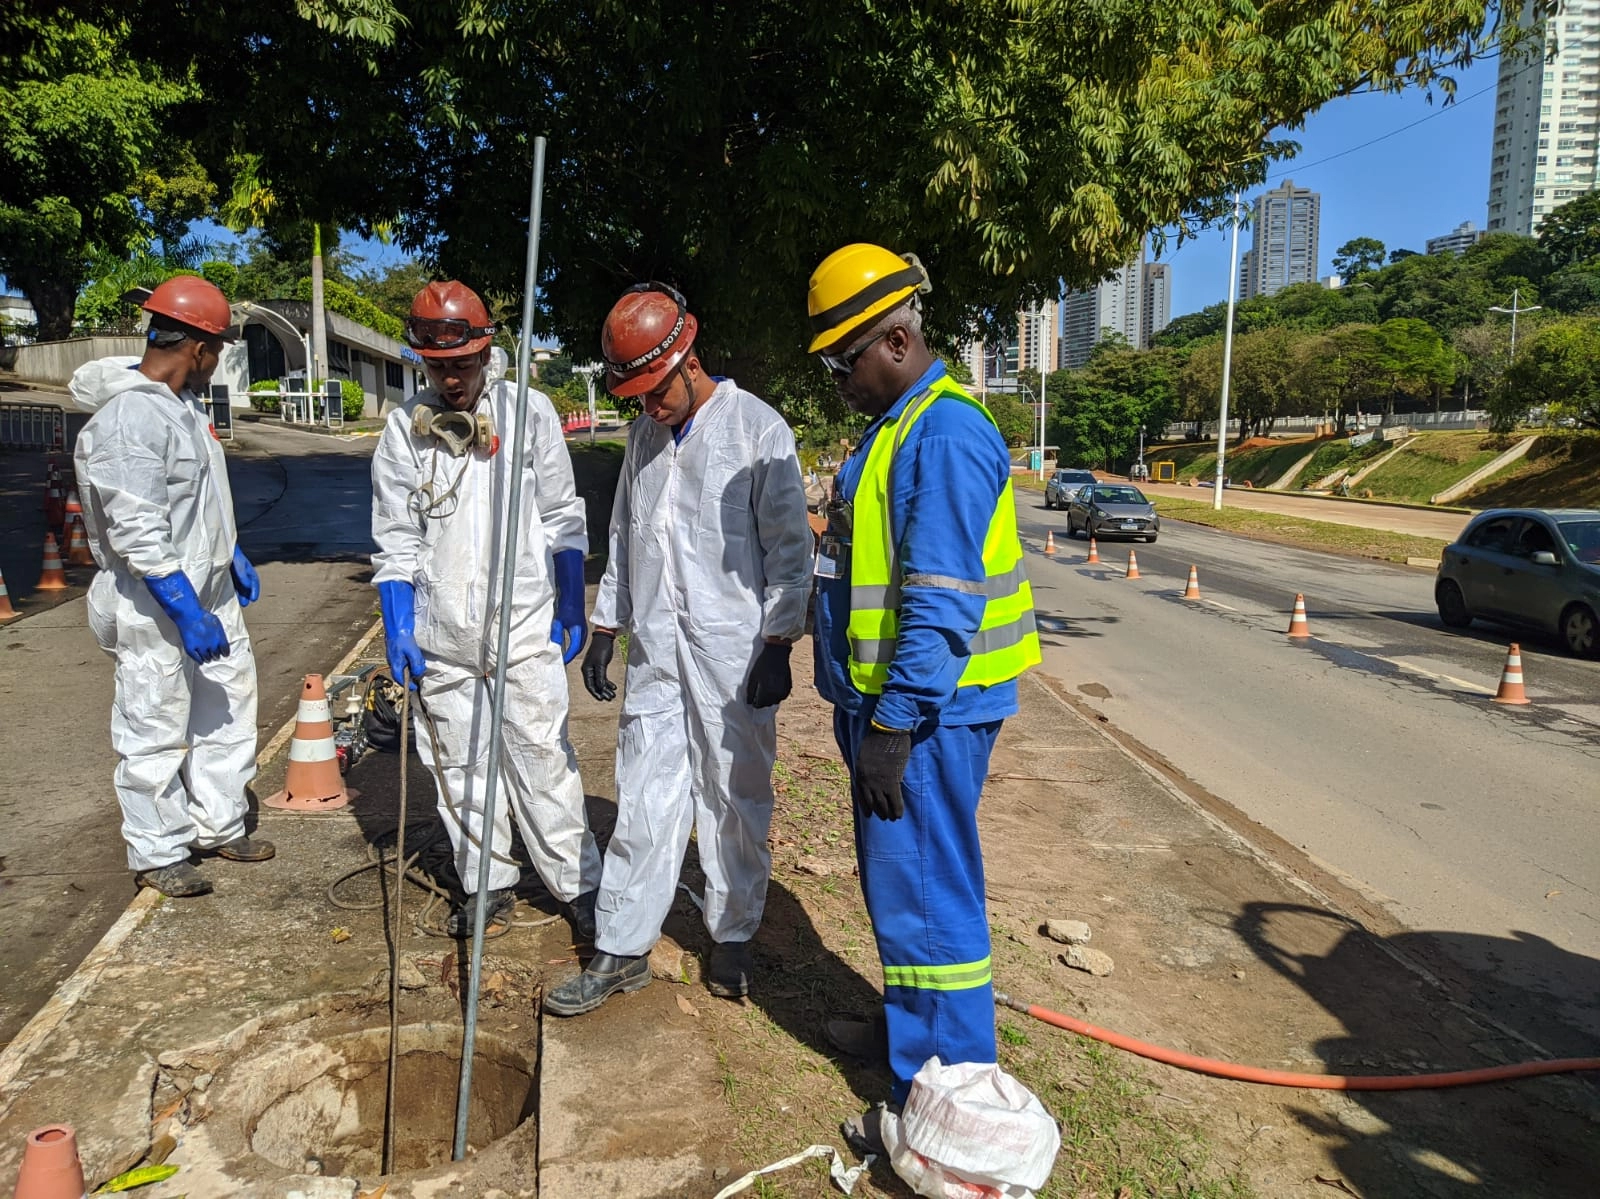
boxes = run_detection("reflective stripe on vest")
[846,374,1041,692]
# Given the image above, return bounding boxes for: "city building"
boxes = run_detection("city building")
[225,299,423,416]
[1427,221,1488,256]
[1061,250,1144,367]
[1320,274,1345,290]
[1239,179,1321,299]
[1488,3,1600,236]
[1140,262,1171,346]
[1017,299,1060,375]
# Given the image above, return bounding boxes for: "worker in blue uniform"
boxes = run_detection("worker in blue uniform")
[805,244,1041,1154]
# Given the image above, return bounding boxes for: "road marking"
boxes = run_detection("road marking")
[1387,657,1494,695]
[1202,598,1239,612]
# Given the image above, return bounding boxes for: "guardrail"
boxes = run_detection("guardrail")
[0,400,66,451]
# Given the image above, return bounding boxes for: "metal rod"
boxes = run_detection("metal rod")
[453,135,548,1161]
[383,670,411,1174]
[1214,191,1243,511]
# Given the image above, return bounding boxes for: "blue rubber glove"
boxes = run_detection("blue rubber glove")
[550,549,588,665]
[231,546,260,606]
[377,579,426,689]
[146,571,230,663]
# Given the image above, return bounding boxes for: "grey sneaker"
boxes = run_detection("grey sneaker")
[135,862,213,897]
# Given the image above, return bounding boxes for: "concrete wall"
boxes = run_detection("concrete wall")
[10,337,144,386]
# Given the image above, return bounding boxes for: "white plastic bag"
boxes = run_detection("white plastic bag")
[879,1058,1061,1199]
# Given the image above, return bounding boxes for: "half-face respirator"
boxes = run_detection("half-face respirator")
[411,405,499,457]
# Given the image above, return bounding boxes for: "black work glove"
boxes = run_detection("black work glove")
[854,725,911,821]
[582,631,617,701]
[745,641,793,708]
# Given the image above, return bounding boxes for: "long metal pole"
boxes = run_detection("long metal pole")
[1036,306,1048,480]
[1214,191,1243,511]
[453,135,547,1161]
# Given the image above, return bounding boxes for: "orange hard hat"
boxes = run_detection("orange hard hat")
[142,275,237,341]
[601,283,698,397]
[406,281,497,359]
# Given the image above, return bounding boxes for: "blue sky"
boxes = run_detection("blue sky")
[1158,57,1500,317]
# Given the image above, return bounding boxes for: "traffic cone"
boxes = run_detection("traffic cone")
[36,535,68,591]
[1125,550,1140,579]
[1044,530,1056,555]
[12,1124,86,1199]
[64,518,94,567]
[1086,537,1100,565]
[1286,593,1311,638]
[43,480,65,532]
[263,674,357,811]
[1182,565,1201,600]
[0,566,17,621]
[1493,643,1530,706]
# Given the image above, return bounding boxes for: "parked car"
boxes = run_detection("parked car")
[1435,508,1600,658]
[1067,483,1160,542]
[1044,468,1097,509]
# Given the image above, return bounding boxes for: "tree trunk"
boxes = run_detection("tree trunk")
[311,223,328,384]
[16,271,80,341]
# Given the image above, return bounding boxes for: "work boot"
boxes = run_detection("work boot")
[543,952,650,1017]
[446,887,516,938]
[565,888,598,944]
[825,1010,889,1062]
[135,862,213,898]
[705,940,754,999]
[212,835,276,862]
[841,1101,900,1157]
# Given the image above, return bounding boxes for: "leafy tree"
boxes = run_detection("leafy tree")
[1501,318,1600,430]
[1388,248,1420,263]
[353,259,435,324]
[1451,320,1511,409]
[1051,343,1178,465]
[1373,317,1454,412]
[1540,265,1600,313]
[1537,189,1600,267]
[1332,237,1386,279]
[984,394,1036,448]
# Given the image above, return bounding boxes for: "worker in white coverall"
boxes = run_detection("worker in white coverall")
[371,280,601,940]
[71,276,273,898]
[545,283,813,1016]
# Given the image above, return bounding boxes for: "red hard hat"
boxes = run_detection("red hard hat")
[406,281,497,358]
[601,283,698,397]
[142,275,236,340]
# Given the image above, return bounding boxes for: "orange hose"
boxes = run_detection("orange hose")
[995,993,1600,1091]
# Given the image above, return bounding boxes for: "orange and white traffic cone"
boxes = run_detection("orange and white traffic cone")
[1086,537,1100,565]
[36,535,68,591]
[1286,593,1311,638]
[1125,550,1140,579]
[43,480,65,532]
[62,495,84,539]
[1044,530,1056,555]
[12,1124,87,1199]
[0,566,17,621]
[1493,643,1530,706]
[263,674,357,811]
[1182,565,1201,600]
[64,517,94,567]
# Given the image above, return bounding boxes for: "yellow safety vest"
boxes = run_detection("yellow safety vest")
[846,375,1041,693]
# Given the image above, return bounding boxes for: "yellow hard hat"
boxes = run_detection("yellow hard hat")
[806,243,930,352]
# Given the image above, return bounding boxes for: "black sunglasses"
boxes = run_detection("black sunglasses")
[818,329,888,375]
[404,315,498,351]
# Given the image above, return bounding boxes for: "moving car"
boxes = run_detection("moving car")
[1044,468,1097,509]
[1435,508,1600,658]
[1067,483,1160,542]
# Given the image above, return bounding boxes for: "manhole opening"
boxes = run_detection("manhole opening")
[245,1025,534,1177]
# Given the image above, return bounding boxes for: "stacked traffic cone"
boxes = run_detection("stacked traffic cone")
[1125,550,1140,579]
[42,477,65,533]
[63,501,94,567]
[1086,537,1100,565]
[1286,593,1311,638]
[263,674,357,811]
[12,1124,86,1199]
[1493,643,1530,706]
[1182,565,1201,600]
[1044,530,1056,555]
[36,535,68,591]
[0,566,17,621]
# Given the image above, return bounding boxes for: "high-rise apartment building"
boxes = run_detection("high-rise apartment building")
[1140,262,1171,346]
[1061,250,1144,367]
[1487,1,1600,236]
[1426,220,1488,256]
[1016,299,1060,375]
[1239,180,1321,299]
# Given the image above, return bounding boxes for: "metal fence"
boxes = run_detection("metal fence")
[1162,410,1491,440]
[0,401,66,451]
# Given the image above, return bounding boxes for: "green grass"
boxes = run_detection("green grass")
[1462,430,1600,509]
[1356,433,1506,504]
[1153,496,1449,563]
[1293,437,1389,488]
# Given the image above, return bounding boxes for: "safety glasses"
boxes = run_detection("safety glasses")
[404,315,498,351]
[818,330,887,375]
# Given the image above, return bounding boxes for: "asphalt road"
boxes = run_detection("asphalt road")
[0,423,379,1045]
[1017,497,1600,1058]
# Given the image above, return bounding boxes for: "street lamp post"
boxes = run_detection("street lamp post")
[1214,190,1244,511]
[1488,288,1542,360]
[1037,304,1049,481]
[1137,424,1146,479]
[573,362,604,444]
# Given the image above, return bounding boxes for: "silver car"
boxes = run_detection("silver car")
[1044,469,1098,509]
[1067,483,1160,542]
[1435,508,1600,658]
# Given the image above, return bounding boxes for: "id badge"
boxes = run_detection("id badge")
[814,533,849,579]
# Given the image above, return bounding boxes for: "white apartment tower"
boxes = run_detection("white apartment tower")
[1426,221,1488,255]
[1140,262,1171,346]
[1487,0,1600,236]
[1017,299,1060,375]
[1061,248,1145,368]
[1239,180,1321,299]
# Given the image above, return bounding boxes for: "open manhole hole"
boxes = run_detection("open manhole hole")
[241,1023,535,1176]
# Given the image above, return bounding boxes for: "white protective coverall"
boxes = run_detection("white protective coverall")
[370,369,602,898]
[71,357,258,871]
[592,380,813,956]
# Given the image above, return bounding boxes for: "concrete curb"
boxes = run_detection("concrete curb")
[0,615,384,1109]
